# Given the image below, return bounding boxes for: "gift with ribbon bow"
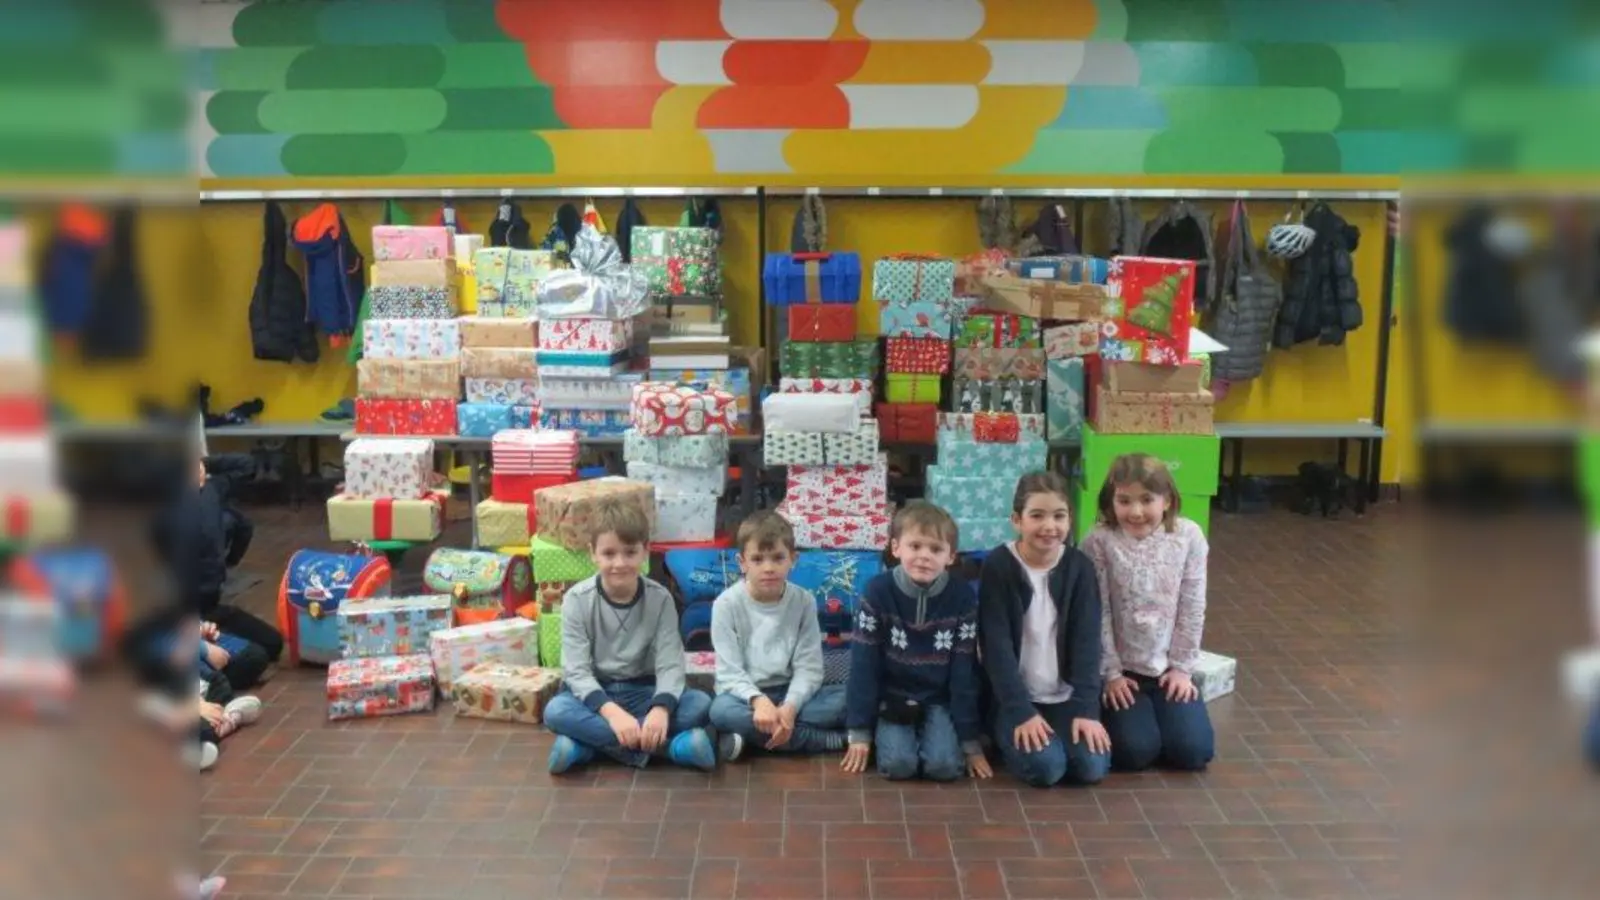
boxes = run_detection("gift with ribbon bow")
[326,491,446,542]
[535,225,651,319]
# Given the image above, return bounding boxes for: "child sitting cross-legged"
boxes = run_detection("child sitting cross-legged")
[543,496,719,774]
[708,511,848,761]
[843,501,991,782]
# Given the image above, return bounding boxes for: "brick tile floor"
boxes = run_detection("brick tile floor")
[180,503,1578,899]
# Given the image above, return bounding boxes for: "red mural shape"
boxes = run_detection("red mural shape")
[699,41,868,130]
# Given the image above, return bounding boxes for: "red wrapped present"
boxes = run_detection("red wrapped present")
[0,396,46,432]
[875,402,938,443]
[954,248,1011,295]
[1102,256,1196,365]
[490,471,579,505]
[630,382,738,436]
[355,398,457,436]
[786,304,857,342]
[884,336,951,375]
[776,502,892,550]
[973,412,1021,443]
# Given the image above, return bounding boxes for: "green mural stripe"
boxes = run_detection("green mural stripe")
[135,91,189,132]
[1544,44,1600,86]
[0,136,117,175]
[0,2,78,45]
[1271,133,1342,174]
[1517,130,1600,171]
[1091,0,1128,40]
[1225,0,1400,42]
[1130,43,1257,86]
[281,134,408,177]
[1050,87,1166,129]
[1405,2,1572,42]
[231,1,323,48]
[437,88,564,131]
[399,132,555,175]
[0,88,137,134]
[1456,44,1550,89]
[207,133,290,178]
[78,3,164,44]
[1247,44,1347,90]
[205,47,303,92]
[258,89,448,134]
[1004,130,1155,175]
[318,0,453,46]
[116,133,189,176]
[1335,131,1463,174]
[285,45,447,90]
[1334,44,1458,89]
[207,92,268,136]
[1143,129,1284,174]
[0,47,108,88]
[1457,87,1600,133]
[437,45,543,89]
[1337,89,1454,131]
[1459,134,1518,171]
[1119,0,1232,42]
[443,0,515,42]
[1155,87,1340,131]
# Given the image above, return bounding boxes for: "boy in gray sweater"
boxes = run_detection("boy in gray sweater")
[708,512,847,761]
[544,497,717,774]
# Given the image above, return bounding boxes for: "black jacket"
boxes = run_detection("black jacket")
[249,200,318,363]
[978,545,1103,724]
[174,477,231,614]
[1274,202,1362,348]
[81,207,149,360]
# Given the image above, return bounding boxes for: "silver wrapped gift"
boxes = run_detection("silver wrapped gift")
[535,225,650,320]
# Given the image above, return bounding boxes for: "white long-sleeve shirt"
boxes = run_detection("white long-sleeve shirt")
[1081,518,1208,680]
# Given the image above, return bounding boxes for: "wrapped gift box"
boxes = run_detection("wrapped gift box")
[327,492,446,542]
[630,226,721,297]
[455,234,483,264]
[936,429,1047,474]
[1043,322,1100,359]
[1192,650,1237,702]
[786,455,888,516]
[763,392,859,434]
[343,438,433,500]
[1046,358,1087,441]
[493,430,580,474]
[1105,359,1205,395]
[884,373,940,404]
[372,258,456,288]
[0,440,69,501]
[876,402,938,443]
[337,596,454,659]
[885,336,951,375]
[457,402,514,438]
[953,347,1046,381]
[356,358,460,400]
[763,431,825,466]
[508,248,556,278]
[538,350,630,379]
[451,663,562,724]
[685,651,717,693]
[777,503,891,550]
[535,477,656,551]
[954,248,1011,295]
[1100,257,1196,365]
[623,430,729,467]
[428,618,540,692]
[625,461,728,497]
[973,412,1021,442]
[539,317,635,353]
[326,654,436,721]
[762,252,862,304]
[0,493,74,545]
[539,408,631,437]
[541,375,643,410]
[1093,387,1214,435]
[461,347,538,380]
[951,516,1012,552]
[459,316,536,349]
[787,304,857,342]
[779,340,879,379]
[0,396,47,432]
[530,535,648,583]
[474,247,510,287]
[879,299,953,340]
[938,411,1045,438]
[777,378,872,419]
[492,471,577,505]
[481,274,538,318]
[955,311,1041,349]
[872,255,956,304]
[823,419,880,465]
[979,273,1107,321]
[926,466,1014,520]
[362,318,460,360]
[476,497,537,546]
[952,378,1043,414]
[464,378,539,406]
[355,398,456,435]
[373,225,451,261]
[630,383,738,436]
[1007,254,1110,285]
[510,405,536,428]
[653,492,719,543]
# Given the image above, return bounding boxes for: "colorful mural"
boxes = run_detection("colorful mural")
[195,0,1596,182]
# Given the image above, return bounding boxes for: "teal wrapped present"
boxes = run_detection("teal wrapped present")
[879,299,953,339]
[1046,358,1086,441]
[926,465,1014,520]
[458,402,513,438]
[952,516,1013,552]
[872,255,956,304]
[935,429,1047,475]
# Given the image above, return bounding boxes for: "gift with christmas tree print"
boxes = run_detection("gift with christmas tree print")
[1100,257,1196,366]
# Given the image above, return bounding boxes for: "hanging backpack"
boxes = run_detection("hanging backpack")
[1208,201,1283,384]
[615,198,647,262]
[276,550,392,665]
[1141,200,1217,312]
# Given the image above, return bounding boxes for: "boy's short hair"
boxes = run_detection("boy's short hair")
[891,500,959,549]
[587,496,652,548]
[735,510,795,555]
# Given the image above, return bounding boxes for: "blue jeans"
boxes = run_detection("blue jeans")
[543,680,713,767]
[709,683,846,754]
[1101,672,1215,772]
[995,700,1111,787]
[876,704,965,782]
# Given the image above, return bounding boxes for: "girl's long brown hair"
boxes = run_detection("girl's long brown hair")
[1096,453,1181,532]
[1011,470,1071,515]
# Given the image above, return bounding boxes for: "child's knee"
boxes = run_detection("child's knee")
[708,693,749,727]
[877,746,921,781]
[921,751,965,783]
[1009,745,1068,787]
[1065,747,1110,785]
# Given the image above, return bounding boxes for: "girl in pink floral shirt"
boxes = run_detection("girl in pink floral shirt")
[1080,454,1215,772]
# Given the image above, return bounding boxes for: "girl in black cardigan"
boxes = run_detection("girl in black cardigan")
[978,472,1111,787]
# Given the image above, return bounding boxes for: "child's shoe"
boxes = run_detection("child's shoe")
[718,731,744,763]
[547,735,595,775]
[224,696,262,727]
[668,727,717,772]
[185,741,219,771]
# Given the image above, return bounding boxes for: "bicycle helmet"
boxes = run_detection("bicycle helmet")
[1265,221,1315,259]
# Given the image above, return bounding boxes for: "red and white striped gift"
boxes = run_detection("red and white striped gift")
[491,429,580,475]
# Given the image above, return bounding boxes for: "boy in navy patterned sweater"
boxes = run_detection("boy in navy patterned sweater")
[842,502,993,781]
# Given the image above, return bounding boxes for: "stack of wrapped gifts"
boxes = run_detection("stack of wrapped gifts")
[874,254,956,411]
[359,226,461,436]
[765,393,887,550]
[428,617,541,695]
[327,438,445,543]
[535,226,650,437]
[625,383,737,543]
[951,309,1046,425]
[926,415,1049,552]
[326,593,456,721]
[0,223,71,546]
[532,476,656,601]
[457,247,547,437]
[765,250,870,425]
[478,429,578,551]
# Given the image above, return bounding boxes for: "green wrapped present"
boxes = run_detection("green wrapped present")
[531,534,649,583]
[539,611,562,668]
[630,226,721,298]
[955,311,1041,349]
[885,373,940,404]
[780,340,880,379]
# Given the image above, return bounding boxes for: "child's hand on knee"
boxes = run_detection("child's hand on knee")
[1158,669,1197,703]
[841,742,870,773]
[1069,718,1111,755]
[966,752,993,779]
[751,696,780,736]
[1103,676,1138,711]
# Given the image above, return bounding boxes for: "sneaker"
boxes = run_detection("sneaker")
[668,727,717,772]
[547,735,595,775]
[718,731,745,763]
[224,696,263,727]
[196,876,226,900]
[185,742,219,771]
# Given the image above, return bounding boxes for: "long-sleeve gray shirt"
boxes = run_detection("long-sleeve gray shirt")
[561,576,687,713]
[710,580,824,710]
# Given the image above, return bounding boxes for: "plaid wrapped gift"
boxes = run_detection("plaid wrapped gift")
[1046,358,1086,441]
[777,502,891,550]
[464,378,539,406]
[355,398,456,435]
[884,373,940,404]
[952,378,1043,415]
[539,408,632,438]
[763,431,825,466]
[779,340,879,379]
[459,316,536,349]
[343,438,433,500]
[456,402,514,438]
[938,412,1045,438]
[461,347,538,380]
[926,465,1015,521]
[370,285,458,319]
[356,359,460,400]
[630,383,738,436]
[653,493,719,543]
[823,419,880,465]
[327,492,446,542]
[630,226,721,297]
[451,663,562,724]
[535,477,656,550]
[872,254,956,304]
[625,461,728,496]
[785,455,888,516]
[623,430,729,467]
[787,304,857,342]
[362,319,460,360]
[337,596,454,659]
[879,299,953,339]
[955,311,1041,349]
[428,618,540,692]
[373,225,450,261]
[1043,322,1100,359]
[875,402,937,443]
[885,336,951,375]
[1099,256,1196,365]
[538,318,634,353]
[475,498,537,547]
[953,347,1046,381]
[326,654,436,721]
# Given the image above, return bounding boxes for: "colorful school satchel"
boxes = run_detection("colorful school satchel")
[422,548,532,626]
[8,546,127,662]
[277,550,392,665]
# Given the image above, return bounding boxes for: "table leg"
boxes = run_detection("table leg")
[468,448,482,550]
[287,437,304,511]
[739,444,759,522]
[1227,438,1244,514]
[1336,439,1349,476]
[1356,439,1372,515]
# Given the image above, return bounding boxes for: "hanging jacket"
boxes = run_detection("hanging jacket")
[1022,203,1079,256]
[1273,202,1362,348]
[489,199,535,250]
[1442,205,1523,344]
[1106,197,1142,258]
[1141,200,1217,311]
[789,194,826,252]
[250,200,318,364]
[681,198,724,243]
[615,198,647,261]
[291,203,362,345]
[1518,212,1597,385]
[39,204,107,338]
[81,207,149,361]
[977,196,1018,252]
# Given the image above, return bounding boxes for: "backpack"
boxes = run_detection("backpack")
[1141,201,1217,312]
[277,550,391,665]
[1207,201,1284,383]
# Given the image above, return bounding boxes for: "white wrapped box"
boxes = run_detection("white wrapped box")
[653,492,719,543]
[761,393,859,434]
[464,377,539,406]
[362,318,460,360]
[428,618,540,692]
[0,436,57,495]
[785,454,887,515]
[343,438,433,500]
[625,461,728,497]
[1192,650,1237,702]
[541,375,642,410]
[777,377,873,418]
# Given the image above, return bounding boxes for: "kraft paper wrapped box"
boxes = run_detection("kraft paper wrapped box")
[428,618,541,693]
[872,255,956,304]
[327,492,445,542]
[979,272,1107,321]
[451,663,562,724]
[372,258,456,288]
[461,347,537,380]
[623,430,729,468]
[356,358,461,399]
[1092,387,1214,435]
[653,493,719,543]
[0,492,74,545]
[354,398,456,435]
[630,226,721,297]
[879,299,953,339]
[777,503,891,550]
[326,654,437,721]
[372,225,451,261]
[539,409,631,438]
[630,383,738,436]
[926,466,1014,521]
[779,340,879,379]
[535,477,656,551]
[362,318,461,359]
[343,438,433,500]
[457,402,514,438]
[1047,358,1087,441]
[1191,650,1237,702]
[539,318,634,353]
[953,347,1046,381]
[1043,322,1100,359]
[475,498,537,547]
[337,596,454,659]
[459,316,536,349]
[625,461,728,497]
[786,455,888,515]
[1100,256,1197,365]
[464,378,539,406]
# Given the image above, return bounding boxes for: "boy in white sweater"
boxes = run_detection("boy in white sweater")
[708,512,847,761]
